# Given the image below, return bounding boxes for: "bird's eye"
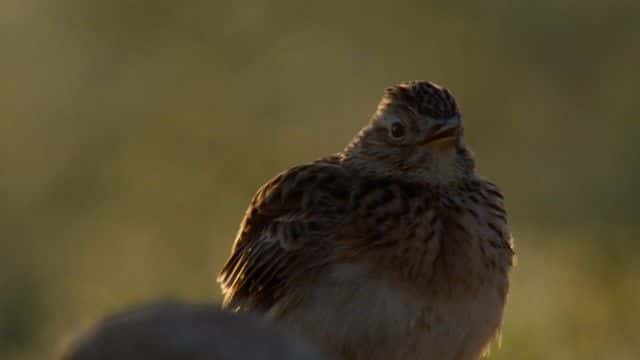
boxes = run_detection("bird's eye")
[390,122,405,138]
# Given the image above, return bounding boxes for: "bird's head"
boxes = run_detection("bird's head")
[342,81,475,184]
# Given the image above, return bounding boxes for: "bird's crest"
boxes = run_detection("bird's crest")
[383,80,460,120]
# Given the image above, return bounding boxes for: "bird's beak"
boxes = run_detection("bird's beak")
[417,117,461,146]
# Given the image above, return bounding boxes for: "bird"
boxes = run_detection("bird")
[61,301,324,360]
[218,80,514,360]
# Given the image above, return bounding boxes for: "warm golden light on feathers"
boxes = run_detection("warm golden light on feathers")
[219,81,513,360]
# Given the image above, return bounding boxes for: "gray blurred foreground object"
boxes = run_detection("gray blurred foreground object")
[61,301,323,360]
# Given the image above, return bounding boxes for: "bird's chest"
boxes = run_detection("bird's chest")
[351,189,506,289]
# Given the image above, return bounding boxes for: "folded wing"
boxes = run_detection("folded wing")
[218,160,352,312]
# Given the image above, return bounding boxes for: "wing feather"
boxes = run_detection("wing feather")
[218,160,352,311]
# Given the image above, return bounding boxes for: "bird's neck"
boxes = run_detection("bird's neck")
[413,145,462,185]
[339,143,475,187]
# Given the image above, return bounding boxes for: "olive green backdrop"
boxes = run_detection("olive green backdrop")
[1,1,638,359]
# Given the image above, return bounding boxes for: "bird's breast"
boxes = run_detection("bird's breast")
[272,179,513,358]
[347,184,511,299]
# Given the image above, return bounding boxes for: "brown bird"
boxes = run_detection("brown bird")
[218,81,514,359]
[61,301,323,360]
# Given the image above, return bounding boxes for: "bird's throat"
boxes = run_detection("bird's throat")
[417,146,461,185]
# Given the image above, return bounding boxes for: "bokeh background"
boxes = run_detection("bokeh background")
[2,1,639,359]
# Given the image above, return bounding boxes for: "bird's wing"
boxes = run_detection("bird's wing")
[218,160,352,312]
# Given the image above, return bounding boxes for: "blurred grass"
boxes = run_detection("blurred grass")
[1,1,639,359]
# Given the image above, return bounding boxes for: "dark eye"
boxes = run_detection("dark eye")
[390,122,405,138]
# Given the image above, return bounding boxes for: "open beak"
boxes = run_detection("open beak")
[417,118,461,146]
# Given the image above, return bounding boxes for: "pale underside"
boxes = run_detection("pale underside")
[271,260,507,360]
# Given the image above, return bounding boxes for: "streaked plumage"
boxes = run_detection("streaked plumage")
[219,81,514,359]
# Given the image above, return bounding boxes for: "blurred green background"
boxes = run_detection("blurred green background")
[1,1,639,359]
